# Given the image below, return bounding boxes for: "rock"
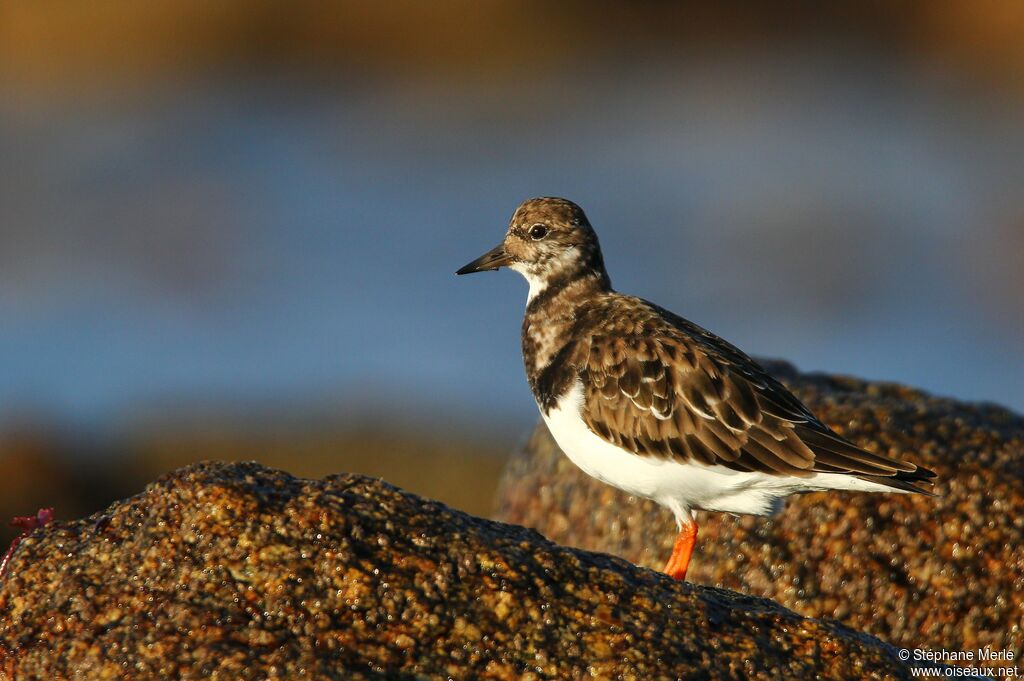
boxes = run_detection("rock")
[496,360,1024,663]
[0,461,926,680]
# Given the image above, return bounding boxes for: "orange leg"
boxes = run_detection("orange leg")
[663,519,698,581]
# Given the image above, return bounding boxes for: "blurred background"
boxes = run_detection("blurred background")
[2,2,1023,545]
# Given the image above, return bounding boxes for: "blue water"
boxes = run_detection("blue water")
[1,55,1022,436]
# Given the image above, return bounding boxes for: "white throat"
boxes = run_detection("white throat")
[509,262,548,303]
[510,246,579,304]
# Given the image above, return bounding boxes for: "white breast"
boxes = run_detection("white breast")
[539,381,900,523]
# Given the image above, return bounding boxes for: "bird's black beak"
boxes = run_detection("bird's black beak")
[455,243,513,275]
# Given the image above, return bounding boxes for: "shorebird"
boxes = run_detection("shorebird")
[456,197,935,580]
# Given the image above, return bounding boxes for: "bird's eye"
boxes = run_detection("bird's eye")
[529,224,548,240]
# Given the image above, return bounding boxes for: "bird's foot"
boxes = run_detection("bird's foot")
[663,520,698,581]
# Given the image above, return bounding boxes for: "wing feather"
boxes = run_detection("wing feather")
[576,305,930,487]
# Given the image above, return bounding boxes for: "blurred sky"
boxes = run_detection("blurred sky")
[1,2,1022,441]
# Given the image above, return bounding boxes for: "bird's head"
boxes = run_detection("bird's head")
[456,197,609,299]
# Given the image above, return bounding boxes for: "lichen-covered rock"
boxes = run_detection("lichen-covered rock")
[1,461,928,680]
[496,360,1024,663]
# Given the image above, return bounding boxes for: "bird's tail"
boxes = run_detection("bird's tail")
[796,424,939,496]
[855,464,938,496]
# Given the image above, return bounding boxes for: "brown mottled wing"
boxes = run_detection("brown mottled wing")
[578,320,929,483]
